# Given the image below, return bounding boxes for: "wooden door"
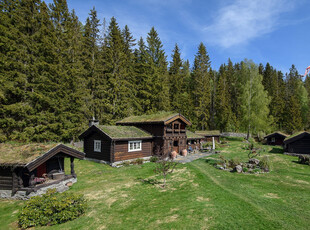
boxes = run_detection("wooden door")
[36,162,46,177]
[173,140,179,153]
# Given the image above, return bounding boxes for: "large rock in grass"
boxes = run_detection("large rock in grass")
[249,158,260,165]
[234,165,243,173]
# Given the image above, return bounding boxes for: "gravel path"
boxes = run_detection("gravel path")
[174,151,214,163]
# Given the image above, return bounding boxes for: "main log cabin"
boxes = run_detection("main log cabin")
[79,125,153,164]
[116,112,192,156]
[264,132,288,146]
[284,131,310,154]
[0,143,84,199]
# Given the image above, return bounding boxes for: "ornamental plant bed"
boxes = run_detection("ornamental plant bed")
[211,155,271,174]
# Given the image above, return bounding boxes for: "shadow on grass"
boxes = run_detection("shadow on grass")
[136,177,160,186]
[269,147,284,154]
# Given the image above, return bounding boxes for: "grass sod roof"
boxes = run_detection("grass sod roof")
[195,130,220,136]
[97,125,152,140]
[116,111,191,125]
[284,131,310,142]
[264,131,288,139]
[186,131,204,139]
[0,143,83,166]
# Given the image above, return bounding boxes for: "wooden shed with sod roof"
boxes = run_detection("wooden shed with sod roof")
[0,143,85,199]
[116,112,192,156]
[283,131,310,155]
[186,131,204,151]
[79,125,153,164]
[264,131,288,145]
[195,130,221,143]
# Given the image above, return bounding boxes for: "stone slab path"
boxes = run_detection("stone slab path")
[174,151,213,163]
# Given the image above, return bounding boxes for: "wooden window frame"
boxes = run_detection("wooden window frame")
[94,140,101,152]
[128,140,142,152]
[271,137,275,143]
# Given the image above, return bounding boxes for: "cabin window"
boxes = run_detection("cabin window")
[128,140,142,152]
[271,137,275,143]
[173,140,178,147]
[94,140,101,152]
[174,124,179,129]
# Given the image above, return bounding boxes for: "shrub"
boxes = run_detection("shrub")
[132,158,144,165]
[228,158,241,168]
[243,167,248,173]
[219,154,227,166]
[121,161,131,166]
[150,156,159,162]
[18,189,87,229]
[259,156,271,171]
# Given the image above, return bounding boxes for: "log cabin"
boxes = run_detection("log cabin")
[0,143,84,199]
[264,132,288,145]
[284,131,310,154]
[186,131,204,151]
[79,125,153,164]
[116,112,192,156]
[195,130,221,143]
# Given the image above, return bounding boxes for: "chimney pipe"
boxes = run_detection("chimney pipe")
[89,117,99,127]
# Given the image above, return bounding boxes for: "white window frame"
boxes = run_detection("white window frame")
[271,137,275,143]
[94,140,101,152]
[128,140,142,152]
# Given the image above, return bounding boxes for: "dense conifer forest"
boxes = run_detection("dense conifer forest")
[1,0,309,142]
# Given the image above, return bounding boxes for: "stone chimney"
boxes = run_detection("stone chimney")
[89,117,99,127]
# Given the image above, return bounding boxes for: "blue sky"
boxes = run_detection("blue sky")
[45,0,310,75]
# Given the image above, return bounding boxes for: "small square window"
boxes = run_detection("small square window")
[271,137,275,143]
[94,140,101,152]
[174,124,179,129]
[128,140,142,152]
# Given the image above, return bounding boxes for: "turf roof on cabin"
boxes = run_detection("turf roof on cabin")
[186,131,204,139]
[284,131,310,142]
[97,125,152,139]
[264,131,288,138]
[195,130,220,136]
[117,112,182,124]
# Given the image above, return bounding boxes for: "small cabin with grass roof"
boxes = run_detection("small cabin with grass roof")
[79,125,153,164]
[0,143,84,199]
[283,131,310,154]
[116,112,192,156]
[186,131,204,151]
[264,131,288,146]
[195,130,221,143]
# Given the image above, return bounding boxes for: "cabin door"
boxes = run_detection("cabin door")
[173,140,179,153]
[36,162,46,177]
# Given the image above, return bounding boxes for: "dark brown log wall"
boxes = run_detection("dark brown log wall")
[287,136,310,154]
[113,140,152,162]
[205,136,220,143]
[84,132,111,161]
[0,167,13,190]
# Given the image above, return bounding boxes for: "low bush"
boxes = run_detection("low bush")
[259,156,271,171]
[228,158,241,168]
[132,158,144,165]
[150,156,159,162]
[18,189,87,229]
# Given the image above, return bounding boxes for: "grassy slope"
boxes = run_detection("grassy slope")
[1,138,310,229]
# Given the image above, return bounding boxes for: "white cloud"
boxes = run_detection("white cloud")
[204,0,295,48]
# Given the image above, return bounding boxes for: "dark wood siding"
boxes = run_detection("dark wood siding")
[287,135,310,154]
[84,132,111,161]
[0,167,13,190]
[204,136,220,143]
[266,134,285,145]
[113,140,152,162]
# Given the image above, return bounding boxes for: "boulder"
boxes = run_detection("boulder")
[249,158,260,165]
[234,165,243,173]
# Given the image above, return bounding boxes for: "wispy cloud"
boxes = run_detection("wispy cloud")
[204,0,295,48]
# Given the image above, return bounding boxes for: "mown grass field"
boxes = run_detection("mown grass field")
[1,137,310,229]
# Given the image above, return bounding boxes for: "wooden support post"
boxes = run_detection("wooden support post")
[70,157,76,178]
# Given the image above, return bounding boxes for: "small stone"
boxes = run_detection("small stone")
[249,158,260,165]
[234,165,243,173]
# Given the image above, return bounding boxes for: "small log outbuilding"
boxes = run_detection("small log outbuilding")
[195,130,221,143]
[264,132,288,145]
[284,131,310,154]
[79,125,153,164]
[0,143,84,199]
[186,131,204,151]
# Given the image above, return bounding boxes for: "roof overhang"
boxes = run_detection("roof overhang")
[284,132,310,145]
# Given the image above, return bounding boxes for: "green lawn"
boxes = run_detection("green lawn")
[1,138,310,229]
